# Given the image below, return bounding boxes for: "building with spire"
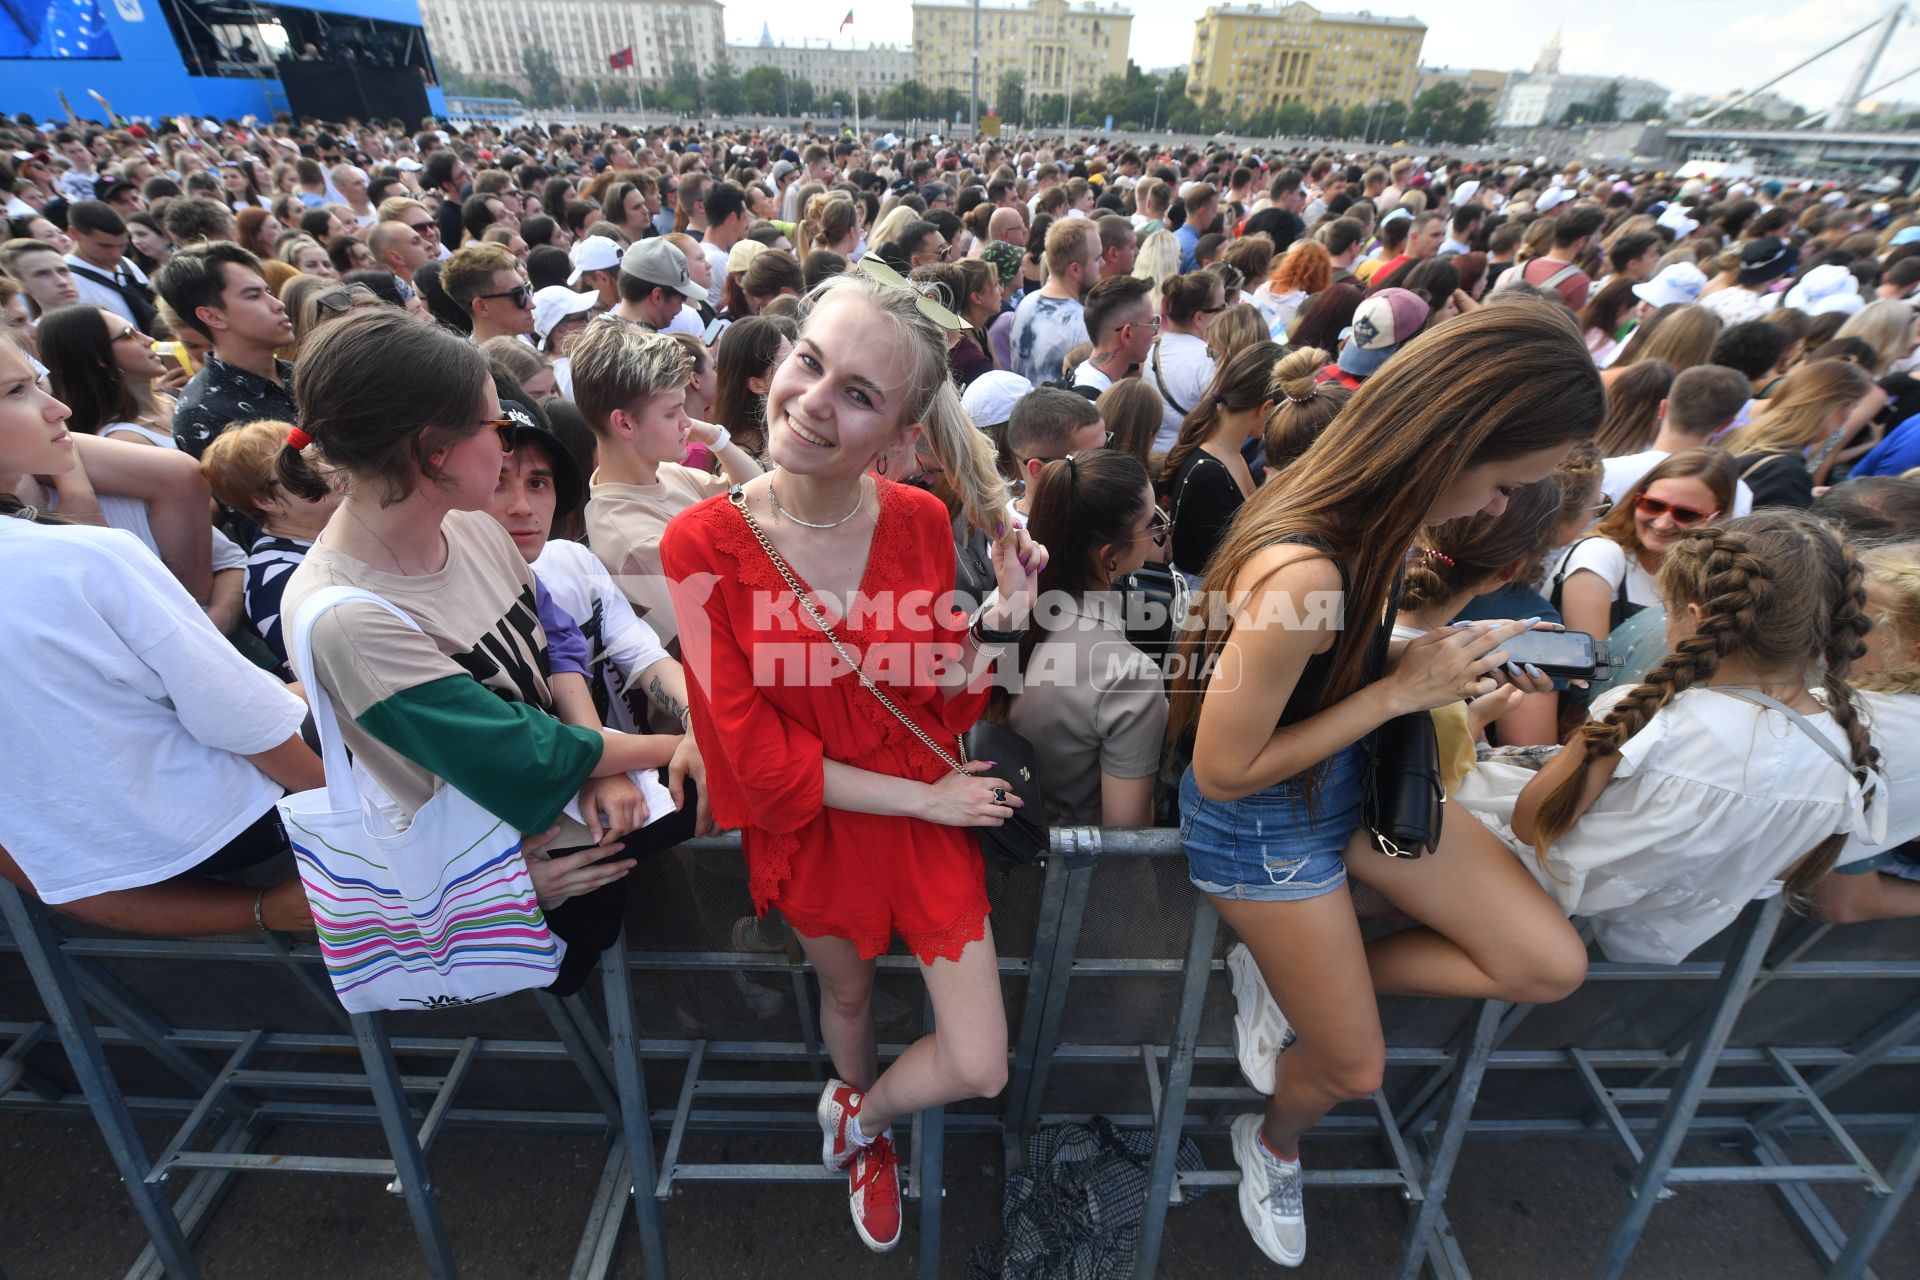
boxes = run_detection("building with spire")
[1495,30,1665,128]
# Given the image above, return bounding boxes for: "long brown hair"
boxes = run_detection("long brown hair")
[1529,511,1880,902]
[1160,341,1281,485]
[1721,359,1873,454]
[1593,358,1676,456]
[1591,446,1737,559]
[1167,299,1604,744]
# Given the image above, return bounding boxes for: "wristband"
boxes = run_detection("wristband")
[252,886,270,935]
[971,616,1026,647]
[703,423,731,453]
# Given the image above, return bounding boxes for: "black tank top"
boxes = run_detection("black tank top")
[1268,534,1348,727]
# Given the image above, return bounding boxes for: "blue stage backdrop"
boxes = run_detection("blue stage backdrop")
[2,0,446,124]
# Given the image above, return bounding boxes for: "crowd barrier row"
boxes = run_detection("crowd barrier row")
[2,827,1916,1280]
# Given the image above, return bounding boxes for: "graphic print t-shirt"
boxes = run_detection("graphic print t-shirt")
[282,509,602,839]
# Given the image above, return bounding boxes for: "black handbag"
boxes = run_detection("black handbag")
[1361,710,1445,858]
[728,490,1049,870]
[963,718,1050,871]
[1359,564,1445,858]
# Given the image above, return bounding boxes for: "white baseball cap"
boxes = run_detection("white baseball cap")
[1783,264,1865,317]
[567,235,623,286]
[961,371,1032,428]
[531,285,598,346]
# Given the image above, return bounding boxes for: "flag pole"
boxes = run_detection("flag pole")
[850,27,861,140]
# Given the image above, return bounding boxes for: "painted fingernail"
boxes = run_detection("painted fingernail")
[1526,663,1546,679]
[1505,662,1524,680]
[1519,616,1542,626]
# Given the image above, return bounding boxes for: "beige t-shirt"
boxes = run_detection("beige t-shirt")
[282,509,600,843]
[585,462,728,652]
[1007,593,1168,826]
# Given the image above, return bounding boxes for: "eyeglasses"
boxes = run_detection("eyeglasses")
[1633,495,1719,526]
[110,326,149,343]
[315,283,379,313]
[477,284,533,309]
[1585,498,1613,518]
[404,219,435,234]
[1123,315,1164,333]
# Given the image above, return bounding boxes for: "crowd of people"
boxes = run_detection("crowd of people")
[3,108,1920,1267]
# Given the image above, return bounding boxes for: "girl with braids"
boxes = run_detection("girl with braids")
[1161,340,1280,582]
[659,269,1044,1254]
[1174,301,1600,1267]
[1809,542,1920,923]
[1456,512,1886,963]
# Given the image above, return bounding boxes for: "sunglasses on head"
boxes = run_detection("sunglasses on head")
[1634,495,1718,526]
[314,282,379,313]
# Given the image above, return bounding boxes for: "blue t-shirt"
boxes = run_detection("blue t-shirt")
[1175,222,1202,272]
[1854,412,1920,477]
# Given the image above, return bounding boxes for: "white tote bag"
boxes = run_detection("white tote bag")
[279,585,565,1013]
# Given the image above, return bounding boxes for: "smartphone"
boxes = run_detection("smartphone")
[1500,629,1610,681]
[700,316,730,345]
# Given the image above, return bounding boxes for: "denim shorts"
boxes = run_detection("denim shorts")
[1180,746,1364,902]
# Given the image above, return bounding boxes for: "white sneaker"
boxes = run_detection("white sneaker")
[1231,1113,1306,1267]
[1227,944,1296,1094]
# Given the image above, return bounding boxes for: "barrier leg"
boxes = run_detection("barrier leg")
[1003,852,1071,1144]
[1830,1107,1920,1280]
[1393,1000,1505,1280]
[598,936,672,1280]
[1016,851,1095,1151]
[1131,892,1219,1280]
[0,882,200,1280]
[1590,896,1785,1280]
[350,1012,456,1280]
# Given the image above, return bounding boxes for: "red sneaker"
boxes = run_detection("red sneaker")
[848,1134,902,1252]
[816,1078,867,1171]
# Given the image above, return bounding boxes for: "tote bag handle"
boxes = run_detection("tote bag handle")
[285,584,430,818]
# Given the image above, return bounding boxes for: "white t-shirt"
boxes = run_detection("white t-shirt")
[64,254,150,327]
[0,520,306,903]
[1150,332,1216,452]
[1455,685,1884,964]
[533,539,678,822]
[94,422,248,572]
[1840,690,1920,865]
[1602,450,1754,518]
[1071,360,1113,394]
[1551,537,1661,612]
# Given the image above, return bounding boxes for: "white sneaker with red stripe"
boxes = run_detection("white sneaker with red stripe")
[848,1133,903,1252]
[816,1078,870,1171]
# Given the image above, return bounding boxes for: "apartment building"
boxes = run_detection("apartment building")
[420,0,724,86]
[911,0,1132,115]
[1187,3,1425,113]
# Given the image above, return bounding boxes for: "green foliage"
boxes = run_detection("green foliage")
[665,60,703,113]
[996,68,1026,125]
[520,43,563,109]
[706,60,744,114]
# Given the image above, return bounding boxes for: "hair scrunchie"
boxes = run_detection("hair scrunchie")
[286,426,313,450]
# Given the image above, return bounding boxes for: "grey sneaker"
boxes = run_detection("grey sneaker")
[1231,1113,1306,1266]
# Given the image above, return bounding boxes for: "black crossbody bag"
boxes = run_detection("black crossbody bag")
[1360,568,1445,858]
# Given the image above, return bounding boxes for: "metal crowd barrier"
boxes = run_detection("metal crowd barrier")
[3,829,1917,1279]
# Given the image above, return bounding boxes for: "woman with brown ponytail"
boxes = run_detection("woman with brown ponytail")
[1456,511,1886,964]
[1161,341,1279,582]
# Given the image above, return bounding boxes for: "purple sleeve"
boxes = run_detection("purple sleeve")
[534,573,591,679]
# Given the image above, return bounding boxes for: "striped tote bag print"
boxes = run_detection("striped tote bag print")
[279,586,564,1013]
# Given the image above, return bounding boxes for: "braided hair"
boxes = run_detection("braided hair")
[1530,511,1881,903]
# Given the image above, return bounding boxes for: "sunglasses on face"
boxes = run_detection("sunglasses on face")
[1634,495,1718,526]
[477,284,533,309]
[1129,511,1170,547]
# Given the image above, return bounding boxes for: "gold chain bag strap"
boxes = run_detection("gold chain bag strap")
[727,487,970,774]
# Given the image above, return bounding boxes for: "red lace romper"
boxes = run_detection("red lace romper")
[660,479,993,963]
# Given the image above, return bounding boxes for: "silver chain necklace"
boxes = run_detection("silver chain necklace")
[769,475,867,529]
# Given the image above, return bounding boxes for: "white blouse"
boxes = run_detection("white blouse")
[1455,686,1884,965]
[1150,332,1216,453]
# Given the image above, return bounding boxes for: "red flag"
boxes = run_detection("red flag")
[608,46,634,69]
[839,10,854,31]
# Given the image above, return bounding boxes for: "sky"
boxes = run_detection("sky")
[718,0,1920,112]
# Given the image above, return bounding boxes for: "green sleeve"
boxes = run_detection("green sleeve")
[355,674,604,834]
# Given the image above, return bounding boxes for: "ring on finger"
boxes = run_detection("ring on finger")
[992,786,1008,805]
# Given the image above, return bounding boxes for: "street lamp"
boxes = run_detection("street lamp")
[1153,82,1164,131]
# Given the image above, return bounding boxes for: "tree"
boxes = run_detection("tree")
[1274,98,1313,138]
[521,43,563,108]
[1560,100,1596,126]
[603,79,632,110]
[1631,101,1665,123]
[1458,98,1492,142]
[1408,82,1465,143]
[883,78,932,120]
[665,60,702,113]
[742,65,786,115]
[1337,103,1368,138]
[789,76,816,114]
[1595,78,1622,122]
[707,59,744,114]
[578,79,600,110]
[996,68,1026,125]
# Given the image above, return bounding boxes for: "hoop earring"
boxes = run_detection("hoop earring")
[876,454,889,476]
[1105,559,1117,574]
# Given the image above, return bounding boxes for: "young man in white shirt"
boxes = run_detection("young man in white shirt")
[1602,364,1756,516]
[63,200,155,329]
[1074,275,1158,394]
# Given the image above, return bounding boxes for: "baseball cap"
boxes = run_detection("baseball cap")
[1337,288,1429,379]
[1632,262,1707,308]
[1891,226,1920,247]
[726,239,768,274]
[919,183,948,204]
[621,238,706,302]
[498,398,585,518]
[1655,203,1699,238]
[770,159,798,181]
[567,235,623,286]
[1737,237,1797,286]
[530,285,597,347]
[961,371,1033,429]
